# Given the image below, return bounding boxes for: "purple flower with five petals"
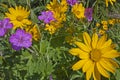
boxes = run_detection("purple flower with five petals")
[67,0,78,6]
[0,18,13,36]
[38,11,55,24]
[9,29,32,50]
[84,8,93,22]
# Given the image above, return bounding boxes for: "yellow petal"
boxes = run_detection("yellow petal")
[86,63,95,80]
[102,50,120,58]
[92,33,98,49]
[99,58,115,74]
[109,59,119,68]
[82,59,93,72]
[93,65,101,80]
[106,0,109,7]
[97,34,107,49]
[69,48,81,56]
[101,39,112,49]
[72,60,87,71]
[74,41,91,52]
[78,51,89,59]
[83,32,91,49]
[101,46,112,54]
[96,62,110,78]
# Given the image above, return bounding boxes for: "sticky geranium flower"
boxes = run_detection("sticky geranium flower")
[0,18,13,36]
[38,11,55,24]
[84,8,93,21]
[9,29,32,50]
[67,0,78,6]
[69,32,120,80]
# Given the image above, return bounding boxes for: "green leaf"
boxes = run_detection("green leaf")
[0,56,3,64]
[30,9,39,23]
[115,69,120,80]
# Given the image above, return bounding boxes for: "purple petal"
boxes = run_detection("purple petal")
[12,45,22,51]
[0,28,6,36]
[6,23,13,29]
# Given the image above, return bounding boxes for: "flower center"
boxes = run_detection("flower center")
[16,16,23,21]
[90,49,101,62]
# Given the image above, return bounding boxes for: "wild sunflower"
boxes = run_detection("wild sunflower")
[5,6,31,29]
[69,32,120,80]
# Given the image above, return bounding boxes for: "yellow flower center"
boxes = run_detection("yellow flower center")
[16,16,23,21]
[90,49,101,62]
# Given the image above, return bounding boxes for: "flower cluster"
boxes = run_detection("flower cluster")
[96,19,120,35]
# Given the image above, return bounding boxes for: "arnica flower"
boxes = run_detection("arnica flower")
[5,6,31,29]
[0,18,13,36]
[67,0,78,6]
[84,8,93,22]
[72,3,85,19]
[38,11,55,24]
[69,32,120,80]
[105,0,116,7]
[9,29,32,50]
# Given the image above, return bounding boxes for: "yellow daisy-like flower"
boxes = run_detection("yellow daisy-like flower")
[69,32,120,80]
[5,6,31,29]
[25,24,40,41]
[105,0,116,7]
[72,3,85,19]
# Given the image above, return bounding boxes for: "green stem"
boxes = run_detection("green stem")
[46,35,52,62]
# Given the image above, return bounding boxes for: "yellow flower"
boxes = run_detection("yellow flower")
[96,23,100,27]
[105,0,116,7]
[72,3,85,19]
[102,24,108,30]
[25,24,40,41]
[69,32,119,80]
[46,0,67,34]
[47,0,67,13]
[108,19,115,25]
[99,29,106,35]
[5,6,31,29]
[45,24,57,34]
[101,21,108,25]
[47,0,67,23]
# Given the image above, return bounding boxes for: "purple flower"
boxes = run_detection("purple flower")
[38,11,55,24]
[49,74,53,80]
[84,8,93,22]
[9,29,32,50]
[67,0,78,6]
[0,18,13,36]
